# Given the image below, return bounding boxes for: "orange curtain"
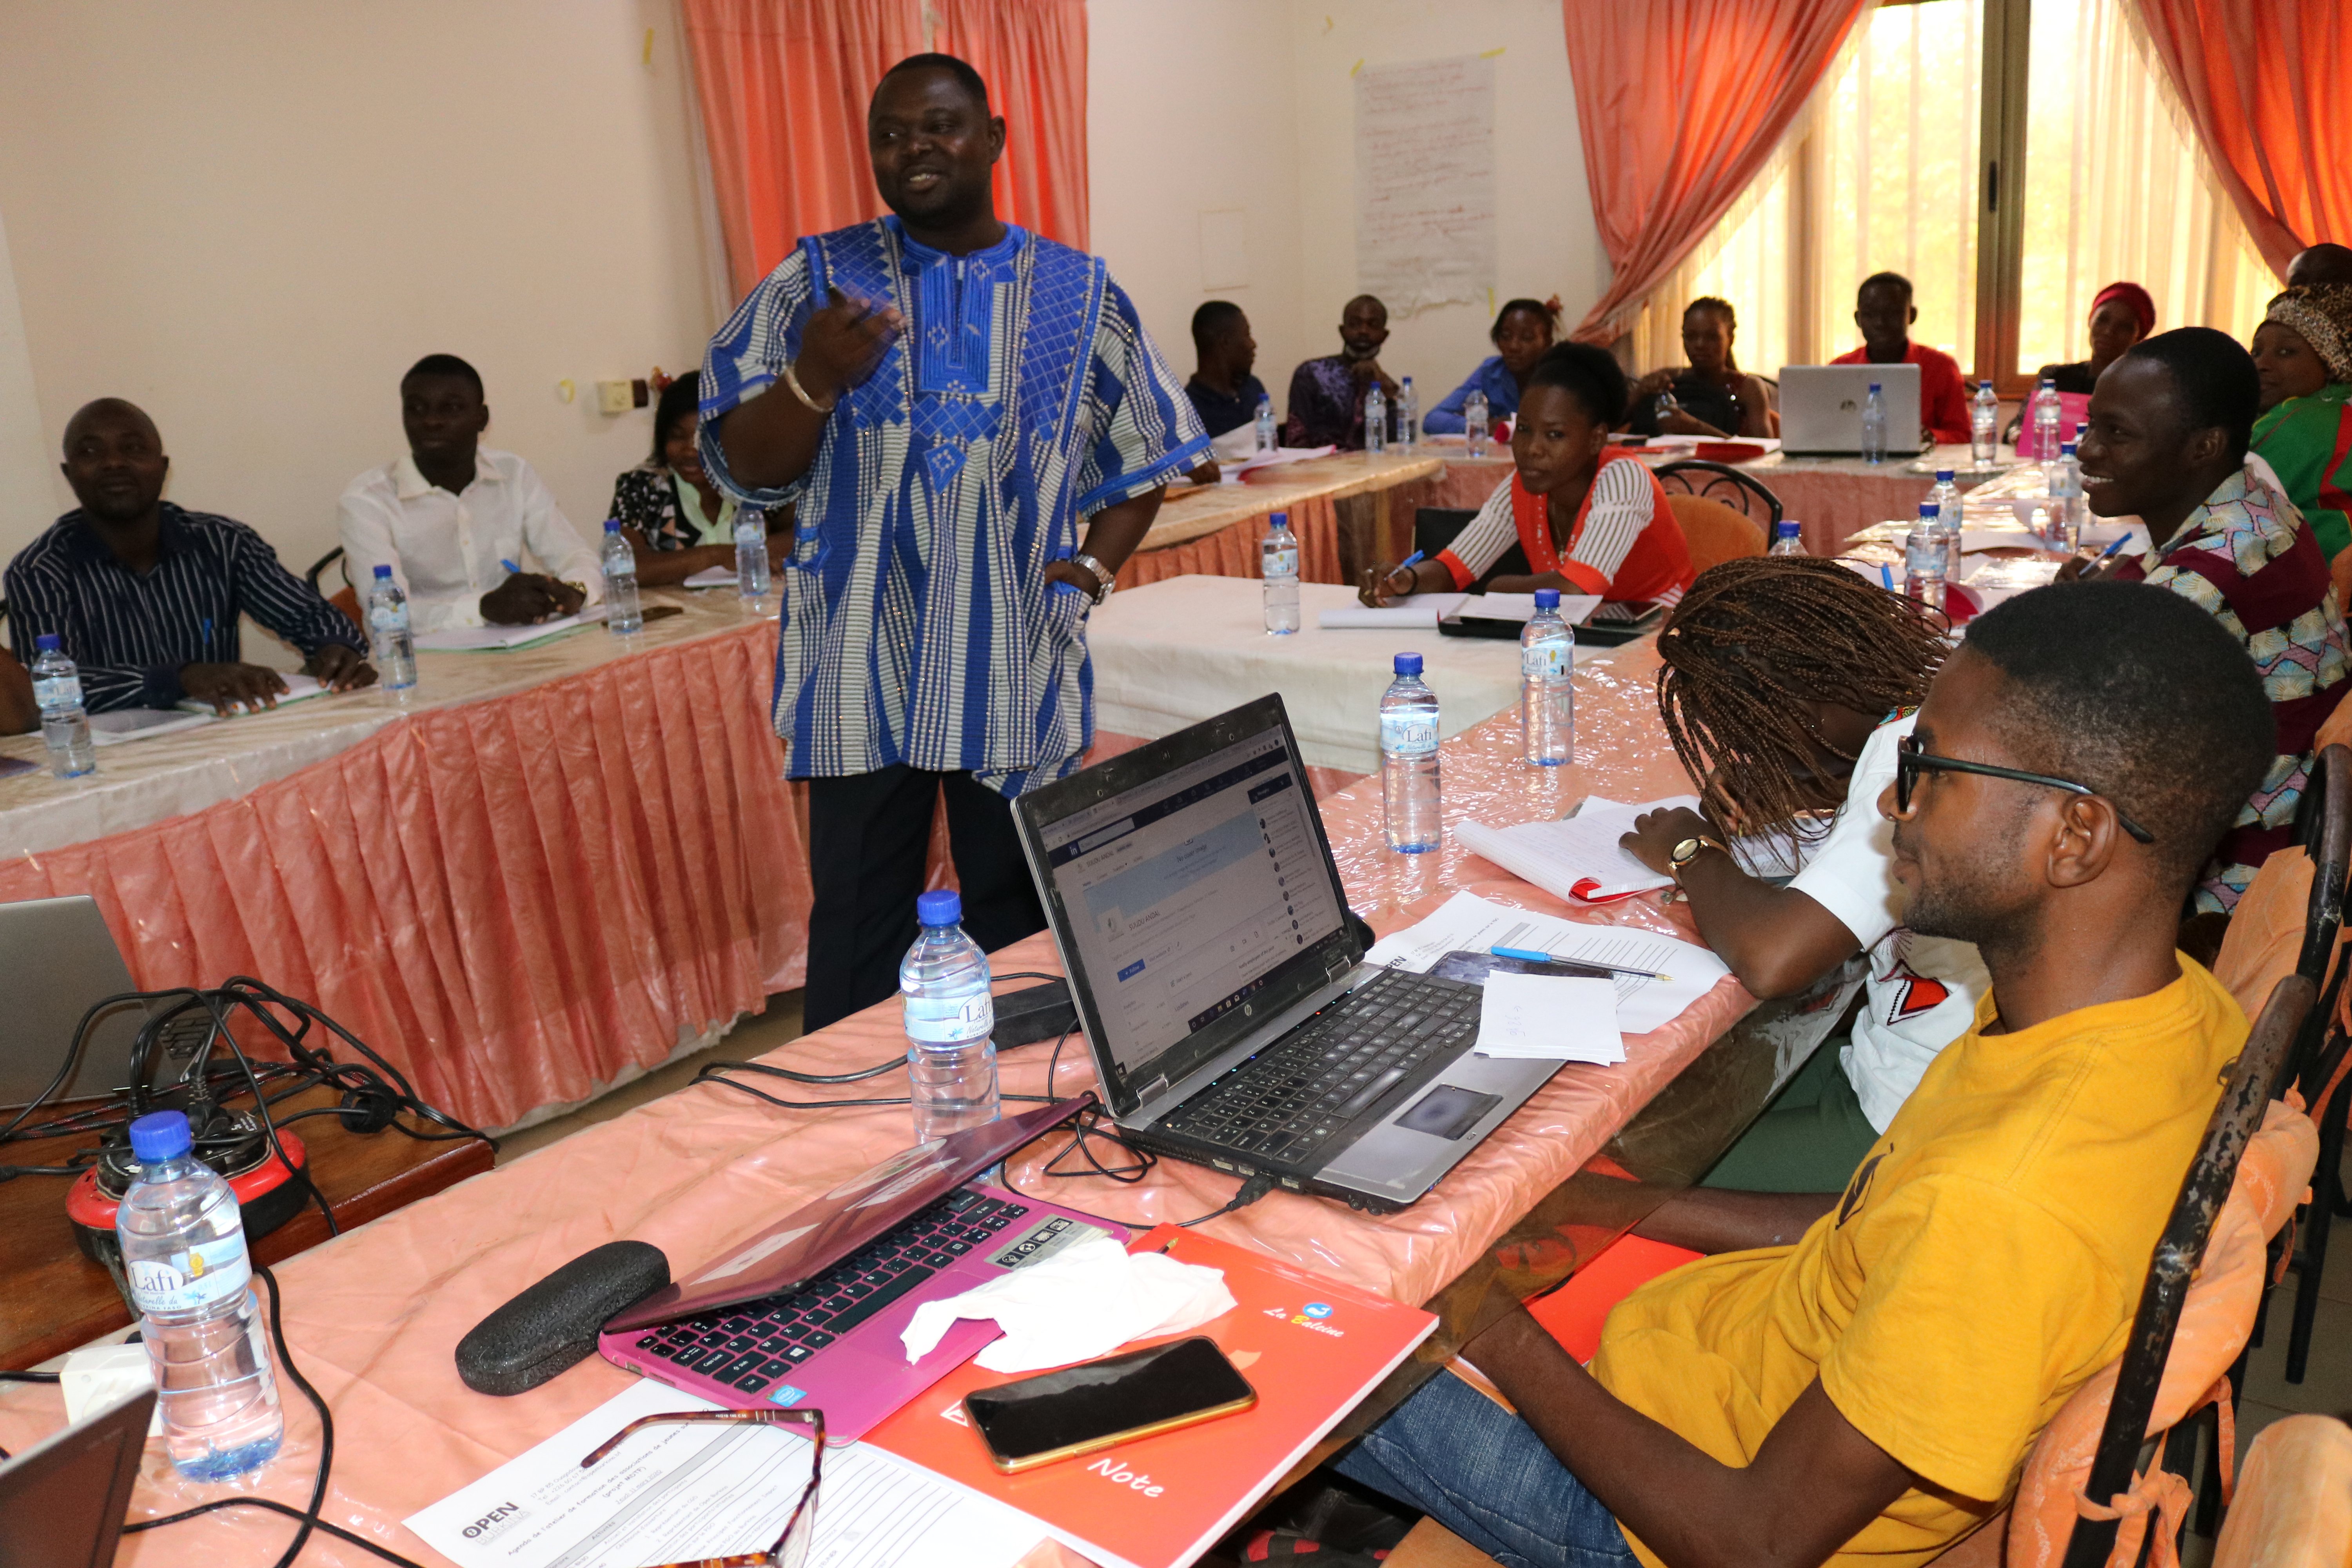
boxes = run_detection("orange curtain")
[1560,0,1871,344]
[680,0,1089,302]
[2128,0,2352,278]
[935,0,1091,253]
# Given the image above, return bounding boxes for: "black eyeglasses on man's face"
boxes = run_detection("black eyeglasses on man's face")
[1894,733,2156,845]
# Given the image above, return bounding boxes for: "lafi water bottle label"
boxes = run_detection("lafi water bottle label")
[1262,547,1298,577]
[125,1234,252,1316]
[1521,644,1566,679]
[1380,713,1438,755]
[34,674,82,710]
[904,992,993,1045]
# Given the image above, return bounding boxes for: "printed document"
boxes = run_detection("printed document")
[405,1380,1042,1568]
[1363,890,1728,1034]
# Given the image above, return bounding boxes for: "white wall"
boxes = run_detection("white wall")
[1286,0,1607,406]
[1086,0,1309,418]
[1086,0,1608,424]
[0,0,720,577]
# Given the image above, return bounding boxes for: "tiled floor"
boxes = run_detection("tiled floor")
[494,992,806,1164]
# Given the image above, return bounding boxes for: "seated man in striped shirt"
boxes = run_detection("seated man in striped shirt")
[5,399,372,715]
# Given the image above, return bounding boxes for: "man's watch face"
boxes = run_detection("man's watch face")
[1670,837,1704,868]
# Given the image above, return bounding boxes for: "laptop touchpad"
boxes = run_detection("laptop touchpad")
[1397,1085,1502,1140]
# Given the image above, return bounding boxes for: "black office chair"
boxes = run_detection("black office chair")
[1652,460,1784,528]
[1412,508,1477,561]
[305,546,346,594]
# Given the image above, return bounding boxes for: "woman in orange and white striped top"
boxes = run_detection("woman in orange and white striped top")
[1359,343,1696,608]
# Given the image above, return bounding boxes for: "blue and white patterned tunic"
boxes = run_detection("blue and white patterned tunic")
[700,217,1207,796]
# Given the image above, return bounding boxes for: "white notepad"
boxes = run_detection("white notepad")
[1454,795,1802,904]
[1473,972,1625,1063]
[173,671,331,716]
[413,609,605,651]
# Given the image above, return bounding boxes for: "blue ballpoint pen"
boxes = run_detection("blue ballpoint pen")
[1387,550,1425,592]
[1489,943,1668,981]
[501,558,523,577]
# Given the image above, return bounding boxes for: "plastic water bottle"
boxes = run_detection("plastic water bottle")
[1971,380,2000,466]
[1397,377,1419,448]
[116,1111,284,1481]
[1261,510,1301,635]
[1380,652,1441,853]
[365,565,416,693]
[735,509,770,601]
[1860,383,1888,465]
[1253,393,1276,454]
[1927,468,1964,581]
[1904,505,1946,610]
[601,519,643,635]
[1767,520,1808,557]
[2049,439,2085,552]
[1654,388,1680,428]
[900,890,1000,1144]
[1363,382,1387,456]
[1520,589,1573,767]
[1464,390,1490,457]
[31,635,94,780]
[2029,377,2061,460]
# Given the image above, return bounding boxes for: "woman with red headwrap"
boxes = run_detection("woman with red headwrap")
[2033,281,2155,394]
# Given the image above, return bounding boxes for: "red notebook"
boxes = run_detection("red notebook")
[864,1225,1438,1568]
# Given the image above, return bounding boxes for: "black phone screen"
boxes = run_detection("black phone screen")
[964,1337,1255,1463]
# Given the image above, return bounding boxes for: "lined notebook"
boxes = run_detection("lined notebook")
[1455,795,1801,903]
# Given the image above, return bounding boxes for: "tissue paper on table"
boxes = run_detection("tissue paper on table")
[899,1234,1237,1374]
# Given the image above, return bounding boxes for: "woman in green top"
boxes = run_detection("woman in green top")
[607,372,783,587]
[2251,284,2352,562]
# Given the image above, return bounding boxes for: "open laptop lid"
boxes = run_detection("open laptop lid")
[1010,695,1359,1124]
[1778,363,1924,456]
[0,896,147,1111]
[607,1094,1096,1333]
[0,1385,155,1568]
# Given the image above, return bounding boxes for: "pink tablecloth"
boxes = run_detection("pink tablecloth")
[1125,494,1343,587]
[0,621,807,1132]
[0,639,1749,1568]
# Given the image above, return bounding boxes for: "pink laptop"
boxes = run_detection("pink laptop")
[599,1095,1129,1441]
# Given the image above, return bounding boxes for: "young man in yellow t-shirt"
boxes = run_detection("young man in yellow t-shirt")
[1334,580,2276,1568]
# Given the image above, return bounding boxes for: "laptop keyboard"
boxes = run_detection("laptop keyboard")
[627,1189,1038,1396]
[1158,969,1479,1167]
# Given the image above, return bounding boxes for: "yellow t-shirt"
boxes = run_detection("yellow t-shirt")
[1590,960,2245,1568]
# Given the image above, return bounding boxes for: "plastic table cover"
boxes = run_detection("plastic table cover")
[0,639,1757,1568]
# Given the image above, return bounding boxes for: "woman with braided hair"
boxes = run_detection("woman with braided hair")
[1618,557,1989,1191]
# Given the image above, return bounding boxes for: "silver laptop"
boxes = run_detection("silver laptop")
[1011,695,1559,1212]
[1779,363,1924,457]
[0,895,177,1110]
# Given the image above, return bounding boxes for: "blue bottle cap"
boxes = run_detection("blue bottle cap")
[2061,441,2078,455]
[604,517,622,533]
[1936,469,1955,482]
[128,1110,193,1163]
[36,633,60,652]
[916,889,962,927]
[1919,502,1939,518]
[1270,511,1288,528]
[373,563,392,579]
[1534,588,1560,610]
[1394,652,1423,676]
[1777,520,1800,537]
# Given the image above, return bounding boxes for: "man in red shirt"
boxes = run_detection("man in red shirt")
[1831,272,1972,445]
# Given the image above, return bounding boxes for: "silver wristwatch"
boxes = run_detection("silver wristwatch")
[1071,552,1116,606]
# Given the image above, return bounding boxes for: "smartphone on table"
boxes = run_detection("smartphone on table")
[962,1336,1258,1474]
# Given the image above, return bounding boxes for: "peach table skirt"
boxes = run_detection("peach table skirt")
[0,637,1743,1568]
[1124,493,1344,587]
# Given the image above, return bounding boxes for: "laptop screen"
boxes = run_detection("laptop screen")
[1030,713,1349,1100]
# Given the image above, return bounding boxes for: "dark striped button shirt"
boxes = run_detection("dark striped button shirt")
[5,504,363,712]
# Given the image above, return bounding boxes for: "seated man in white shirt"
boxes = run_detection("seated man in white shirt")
[1620,557,1991,1190]
[336,354,603,634]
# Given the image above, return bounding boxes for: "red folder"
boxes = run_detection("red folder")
[864,1225,1437,1568]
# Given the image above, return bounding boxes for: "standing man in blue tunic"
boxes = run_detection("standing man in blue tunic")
[701,53,1208,1031]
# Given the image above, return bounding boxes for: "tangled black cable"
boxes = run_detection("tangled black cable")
[120,1262,427,1568]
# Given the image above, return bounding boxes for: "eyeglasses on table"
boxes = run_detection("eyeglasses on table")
[579,1405,826,1568]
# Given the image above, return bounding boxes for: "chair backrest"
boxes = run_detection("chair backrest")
[2210,1415,2352,1568]
[2044,977,2317,1568]
[305,545,345,593]
[1652,459,1784,525]
[1666,494,1766,575]
[1414,508,1478,561]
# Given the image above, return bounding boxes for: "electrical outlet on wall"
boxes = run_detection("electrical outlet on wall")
[595,379,633,416]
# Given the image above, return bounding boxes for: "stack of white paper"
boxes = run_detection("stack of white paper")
[89,708,216,746]
[1473,971,1625,1063]
[414,608,606,652]
[1316,592,1468,630]
[682,564,739,588]
[173,671,332,716]
[1363,890,1730,1036]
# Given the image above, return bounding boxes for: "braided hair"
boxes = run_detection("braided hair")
[1655,557,1949,854]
